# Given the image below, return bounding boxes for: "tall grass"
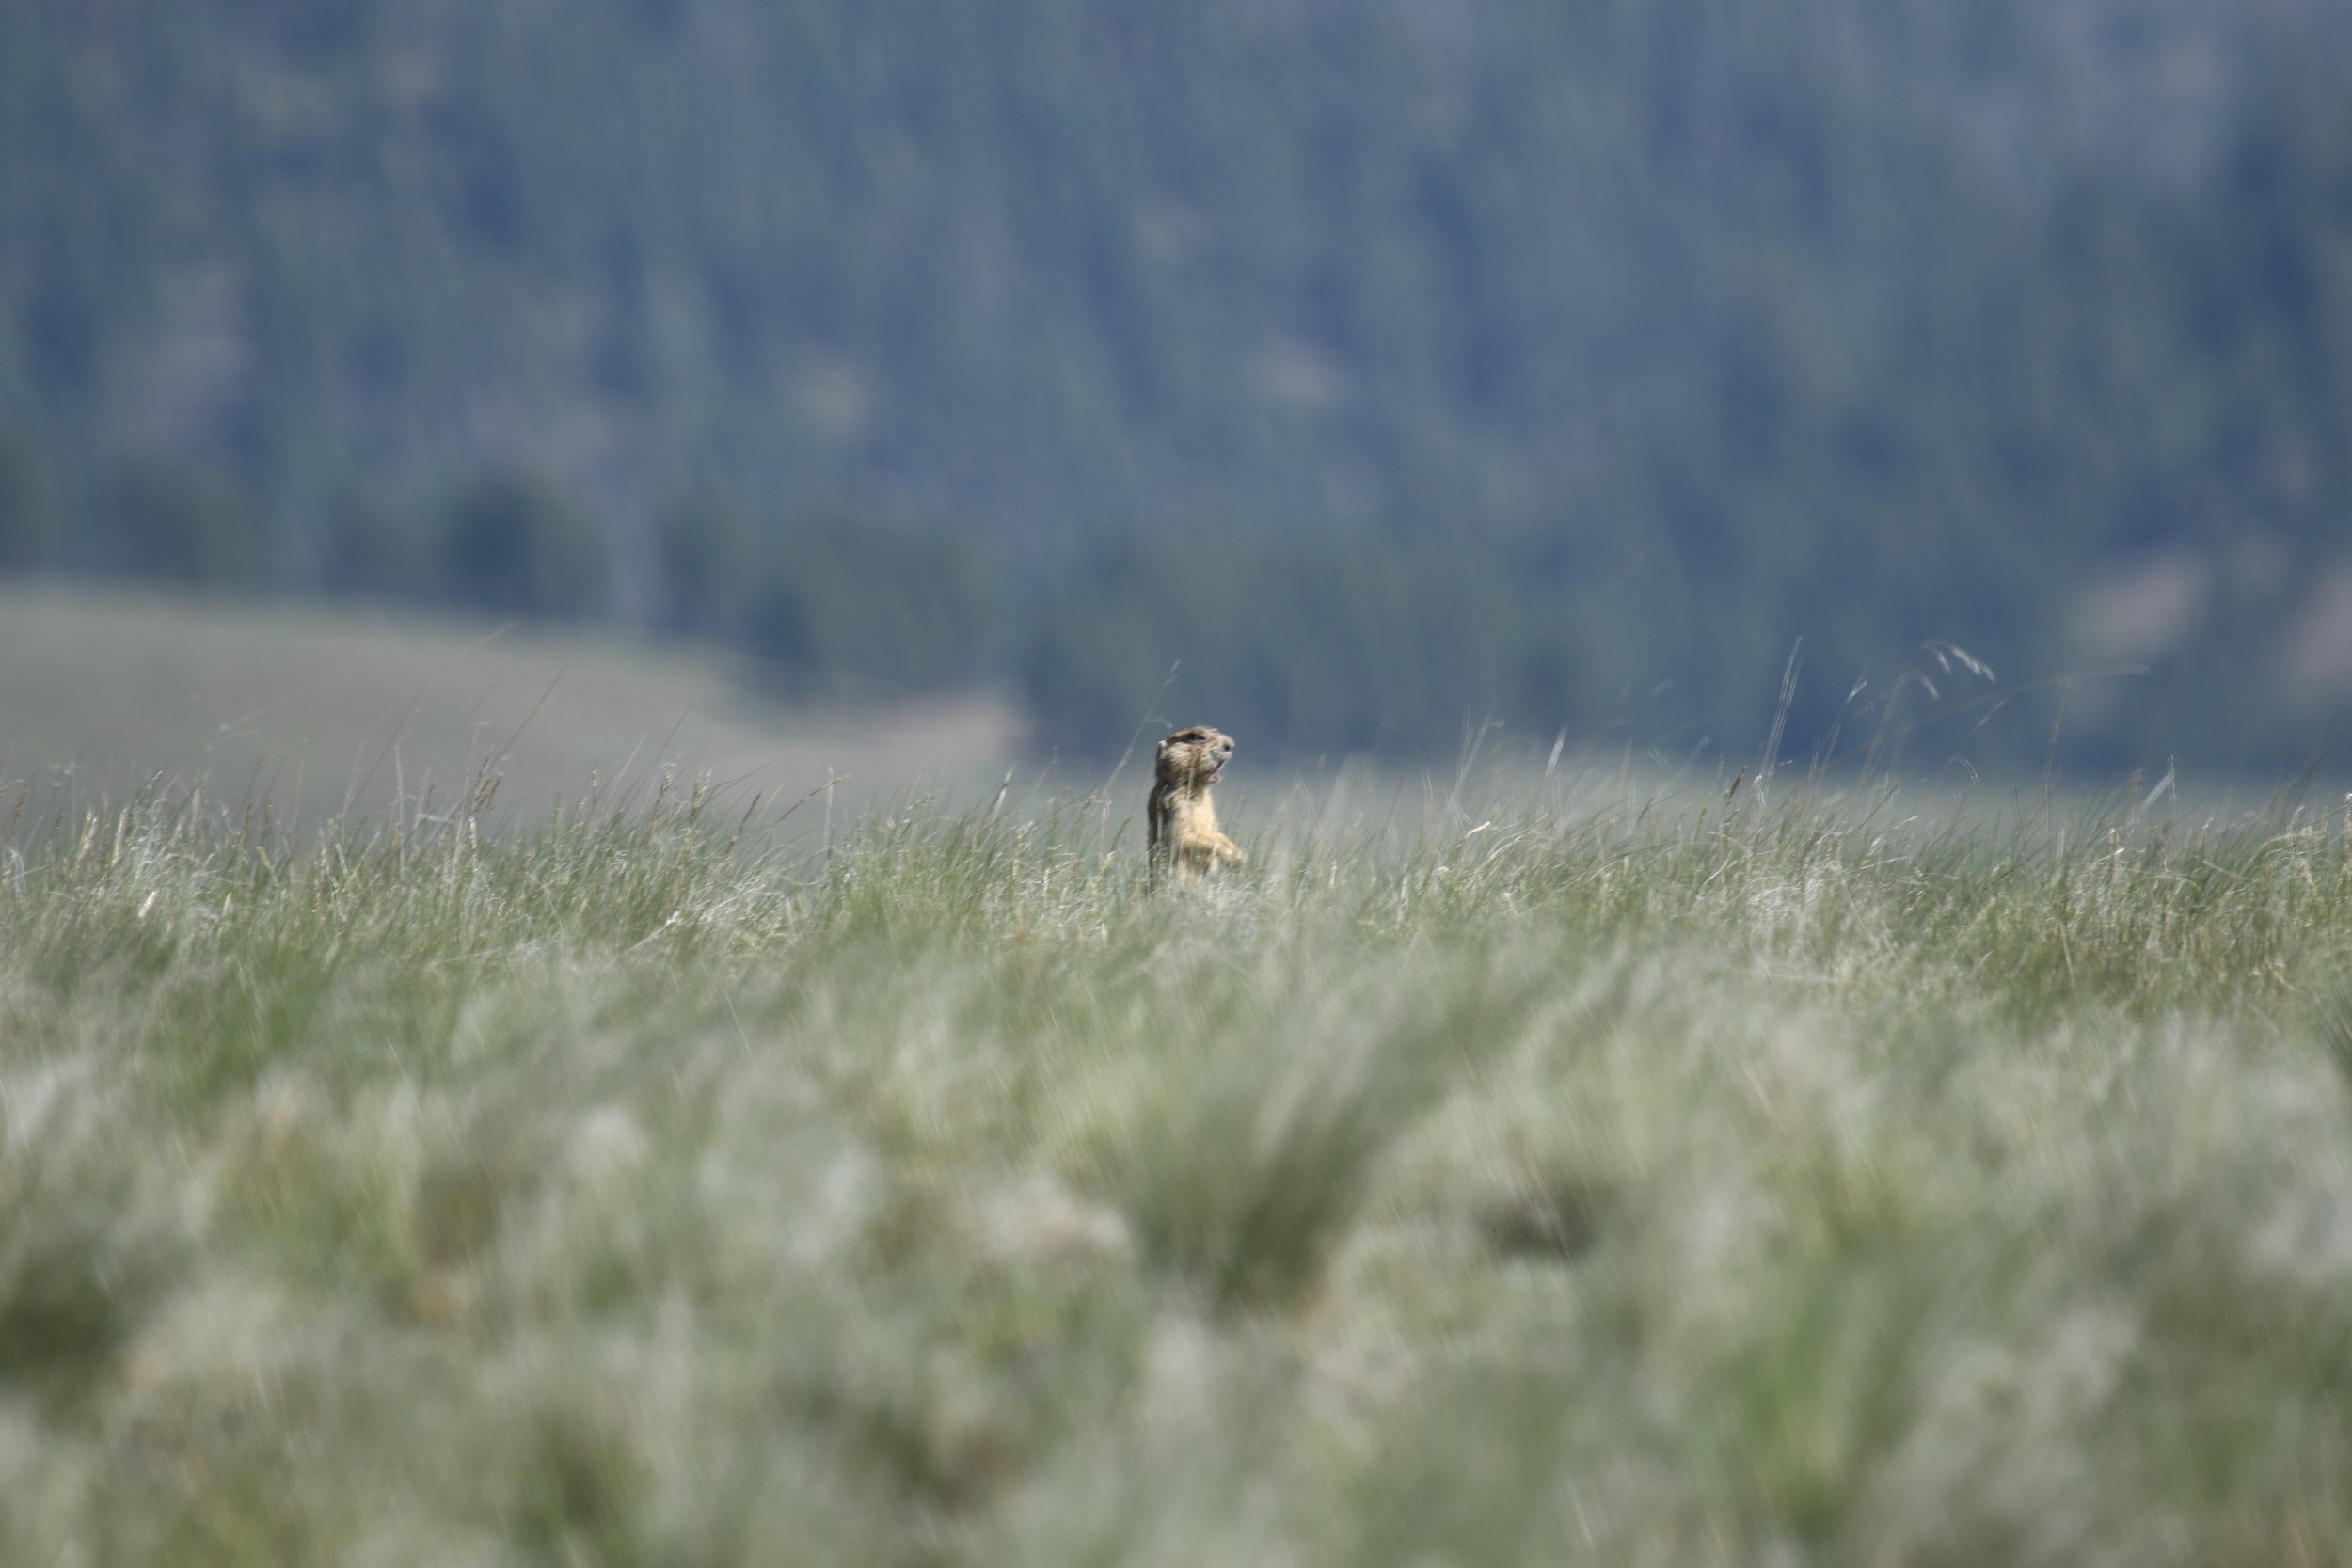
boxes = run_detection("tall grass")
[5,767,2352,1564]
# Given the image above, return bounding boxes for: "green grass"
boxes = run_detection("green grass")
[5,767,2352,1566]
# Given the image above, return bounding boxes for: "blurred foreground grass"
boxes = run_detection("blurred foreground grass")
[5,767,2352,1565]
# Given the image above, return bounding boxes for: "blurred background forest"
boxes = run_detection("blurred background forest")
[5,0,2352,773]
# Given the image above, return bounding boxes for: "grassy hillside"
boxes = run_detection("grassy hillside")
[4,766,2352,1564]
[0,582,1022,823]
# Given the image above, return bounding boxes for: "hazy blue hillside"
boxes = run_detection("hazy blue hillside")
[5,0,2352,768]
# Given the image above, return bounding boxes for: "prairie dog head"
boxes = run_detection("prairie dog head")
[1155,726,1235,795]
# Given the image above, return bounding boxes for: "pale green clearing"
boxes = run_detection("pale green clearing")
[0,581,1021,824]
[4,747,2352,1566]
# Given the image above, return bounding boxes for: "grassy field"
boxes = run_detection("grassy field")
[6,754,2352,1567]
[0,581,1022,824]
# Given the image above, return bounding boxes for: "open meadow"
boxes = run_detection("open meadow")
[0,581,1023,825]
[16,0,2352,1558]
[6,748,2352,1566]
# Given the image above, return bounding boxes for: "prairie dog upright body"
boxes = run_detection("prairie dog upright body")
[1148,725,1244,884]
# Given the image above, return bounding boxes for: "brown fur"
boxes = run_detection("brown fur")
[1148,725,1244,884]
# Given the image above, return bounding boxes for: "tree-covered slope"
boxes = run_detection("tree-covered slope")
[5,0,2352,767]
